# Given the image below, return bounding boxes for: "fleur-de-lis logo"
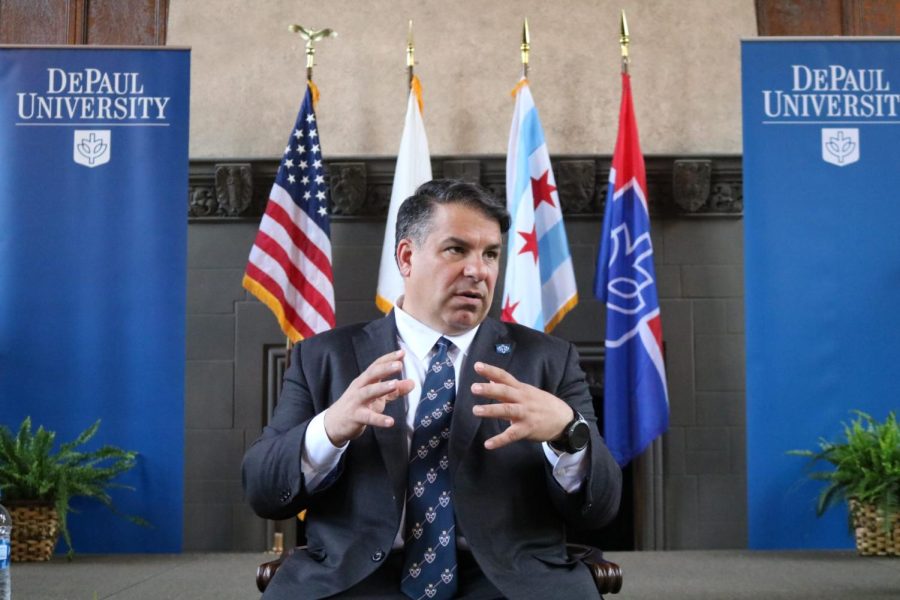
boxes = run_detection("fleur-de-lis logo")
[413,481,425,497]
[425,507,437,523]
[426,468,437,484]
[73,130,111,168]
[821,128,860,167]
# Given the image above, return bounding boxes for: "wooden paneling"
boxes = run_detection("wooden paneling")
[756,0,844,35]
[843,0,900,34]
[756,0,900,35]
[83,0,167,45]
[0,0,167,45]
[0,0,78,44]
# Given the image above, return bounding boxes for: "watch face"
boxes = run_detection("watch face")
[569,420,590,451]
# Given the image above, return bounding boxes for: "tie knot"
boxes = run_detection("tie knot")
[435,337,452,355]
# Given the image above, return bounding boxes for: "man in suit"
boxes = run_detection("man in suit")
[243,179,622,599]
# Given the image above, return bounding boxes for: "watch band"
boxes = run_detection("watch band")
[549,410,590,454]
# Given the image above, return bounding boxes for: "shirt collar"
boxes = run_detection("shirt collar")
[393,301,480,362]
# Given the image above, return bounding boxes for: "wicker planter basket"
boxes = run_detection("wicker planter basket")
[6,502,59,562]
[849,499,900,557]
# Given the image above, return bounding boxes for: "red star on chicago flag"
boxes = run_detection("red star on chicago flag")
[531,170,557,209]
[500,297,520,323]
[517,226,539,264]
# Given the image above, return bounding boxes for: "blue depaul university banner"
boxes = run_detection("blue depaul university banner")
[0,47,189,552]
[742,39,900,550]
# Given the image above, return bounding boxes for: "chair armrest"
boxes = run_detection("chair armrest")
[256,547,298,593]
[566,543,623,595]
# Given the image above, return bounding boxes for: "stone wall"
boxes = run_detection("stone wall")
[182,156,746,551]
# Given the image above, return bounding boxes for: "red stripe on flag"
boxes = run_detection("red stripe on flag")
[245,263,316,339]
[265,201,334,281]
[253,231,336,326]
[647,313,664,352]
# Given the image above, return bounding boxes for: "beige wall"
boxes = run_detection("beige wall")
[169,0,756,159]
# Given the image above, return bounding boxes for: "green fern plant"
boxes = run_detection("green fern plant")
[0,417,150,557]
[790,411,900,528]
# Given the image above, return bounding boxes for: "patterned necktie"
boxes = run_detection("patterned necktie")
[401,337,458,600]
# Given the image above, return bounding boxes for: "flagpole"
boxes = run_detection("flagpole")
[283,22,337,355]
[406,19,415,89]
[619,9,630,75]
[288,23,338,82]
[520,18,530,79]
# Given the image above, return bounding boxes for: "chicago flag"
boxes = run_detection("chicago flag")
[501,78,577,332]
[594,72,669,467]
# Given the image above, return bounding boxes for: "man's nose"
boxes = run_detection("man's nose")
[463,257,489,281]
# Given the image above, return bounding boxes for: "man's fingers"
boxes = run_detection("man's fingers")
[354,406,395,429]
[472,402,522,420]
[473,361,519,386]
[483,425,524,450]
[371,379,415,406]
[470,381,516,403]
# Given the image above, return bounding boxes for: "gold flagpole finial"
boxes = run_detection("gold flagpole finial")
[288,24,338,81]
[520,18,531,78]
[407,19,415,87]
[619,9,630,74]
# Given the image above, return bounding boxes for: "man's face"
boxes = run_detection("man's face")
[397,202,502,335]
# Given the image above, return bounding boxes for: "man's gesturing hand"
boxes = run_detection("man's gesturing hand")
[470,361,575,450]
[323,349,414,447]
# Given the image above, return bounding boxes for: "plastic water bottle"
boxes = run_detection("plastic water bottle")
[0,491,11,600]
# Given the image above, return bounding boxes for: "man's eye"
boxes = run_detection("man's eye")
[485,251,499,261]
[446,246,463,254]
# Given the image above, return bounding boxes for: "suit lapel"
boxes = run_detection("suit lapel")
[450,318,515,478]
[353,313,407,514]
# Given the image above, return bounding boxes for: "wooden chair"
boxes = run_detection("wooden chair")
[257,543,623,596]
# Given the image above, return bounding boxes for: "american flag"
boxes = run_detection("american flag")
[242,82,335,342]
[594,72,669,466]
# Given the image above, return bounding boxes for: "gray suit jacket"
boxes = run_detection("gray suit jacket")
[242,313,622,599]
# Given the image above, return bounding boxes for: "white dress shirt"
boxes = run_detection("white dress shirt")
[300,305,588,548]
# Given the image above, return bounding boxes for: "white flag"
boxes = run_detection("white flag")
[501,78,578,331]
[376,76,432,313]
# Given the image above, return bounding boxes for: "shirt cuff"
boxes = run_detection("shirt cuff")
[542,441,588,493]
[301,410,348,491]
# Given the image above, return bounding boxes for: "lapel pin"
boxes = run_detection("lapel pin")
[495,343,511,355]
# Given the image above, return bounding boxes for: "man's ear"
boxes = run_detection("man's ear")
[396,238,414,277]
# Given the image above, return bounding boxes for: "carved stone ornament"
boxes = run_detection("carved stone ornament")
[189,186,216,217]
[556,160,597,214]
[329,162,367,215]
[442,160,480,183]
[672,160,711,213]
[215,164,253,216]
[710,182,742,213]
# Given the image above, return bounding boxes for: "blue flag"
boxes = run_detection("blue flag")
[594,73,669,467]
